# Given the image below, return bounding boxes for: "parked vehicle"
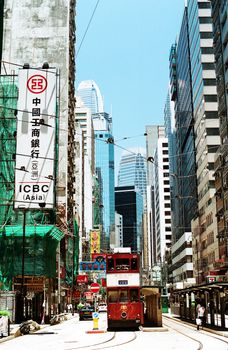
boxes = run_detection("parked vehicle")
[98,303,107,312]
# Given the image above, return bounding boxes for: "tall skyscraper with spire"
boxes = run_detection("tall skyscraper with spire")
[77,80,115,251]
[77,80,104,114]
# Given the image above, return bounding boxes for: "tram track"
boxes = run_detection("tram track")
[65,331,138,350]
[163,316,228,349]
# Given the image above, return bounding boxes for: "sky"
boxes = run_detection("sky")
[76,0,185,179]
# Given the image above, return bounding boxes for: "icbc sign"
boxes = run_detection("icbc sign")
[14,69,56,209]
[27,75,47,94]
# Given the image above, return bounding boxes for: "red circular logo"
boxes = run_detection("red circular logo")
[27,74,47,94]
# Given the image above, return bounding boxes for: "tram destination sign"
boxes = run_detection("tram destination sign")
[14,68,57,209]
[118,280,128,285]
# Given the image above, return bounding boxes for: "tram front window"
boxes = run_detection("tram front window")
[119,290,128,302]
[108,291,118,303]
[116,258,130,271]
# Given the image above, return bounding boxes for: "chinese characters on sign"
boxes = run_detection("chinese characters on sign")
[15,69,57,209]
[90,229,100,254]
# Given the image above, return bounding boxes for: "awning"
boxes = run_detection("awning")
[3,225,64,241]
[172,282,228,294]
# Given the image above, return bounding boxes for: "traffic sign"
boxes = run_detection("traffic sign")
[90,282,100,293]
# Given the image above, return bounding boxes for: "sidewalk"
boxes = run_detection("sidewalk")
[163,311,228,338]
[0,313,78,344]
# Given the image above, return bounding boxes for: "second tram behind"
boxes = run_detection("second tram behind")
[106,249,144,330]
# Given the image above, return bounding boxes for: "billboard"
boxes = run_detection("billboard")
[90,229,100,254]
[76,275,88,284]
[14,68,57,209]
[79,260,106,271]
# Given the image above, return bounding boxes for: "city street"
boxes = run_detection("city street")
[1,314,228,350]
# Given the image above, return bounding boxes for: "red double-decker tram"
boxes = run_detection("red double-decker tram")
[106,249,144,330]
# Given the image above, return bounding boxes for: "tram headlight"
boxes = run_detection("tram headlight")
[121,311,127,319]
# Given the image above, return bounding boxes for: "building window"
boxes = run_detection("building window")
[202,63,215,70]
[200,32,213,39]
[203,78,216,85]
[198,2,211,8]
[204,95,217,102]
[162,143,168,147]
[206,128,220,135]
[199,17,212,24]
[205,111,218,119]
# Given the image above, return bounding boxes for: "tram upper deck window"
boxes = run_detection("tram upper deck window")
[107,258,114,271]
[116,258,130,271]
[108,290,118,303]
[131,258,138,270]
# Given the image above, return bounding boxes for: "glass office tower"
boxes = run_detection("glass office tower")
[77,81,115,251]
[188,0,220,284]
[95,129,115,250]
[173,7,198,243]
[77,80,104,114]
[118,150,147,199]
[115,186,143,252]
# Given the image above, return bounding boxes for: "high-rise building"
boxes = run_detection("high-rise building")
[75,97,95,259]
[117,149,147,198]
[115,186,143,252]
[0,0,77,321]
[146,125,165,186]
[153,138,172,262]
[77,80,115,251]
[169,1,222,287]
[169,6,197,288]
[95,129,115,250]
[188,0,220,285]
[211,0,228,276]
[145,126,165,270]
[77,80,104,114]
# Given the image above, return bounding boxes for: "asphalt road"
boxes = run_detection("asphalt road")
[0,313,228,350]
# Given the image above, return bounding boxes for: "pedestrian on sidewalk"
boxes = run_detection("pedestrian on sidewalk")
[196,303,205,330]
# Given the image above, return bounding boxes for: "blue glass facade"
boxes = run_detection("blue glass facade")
[115,186,143,252]
[118,152,147,198]
[169,7,198,242]
[77,80,115,251]
[95,130,115,250]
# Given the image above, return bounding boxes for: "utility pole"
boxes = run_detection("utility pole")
[21,209,26,321]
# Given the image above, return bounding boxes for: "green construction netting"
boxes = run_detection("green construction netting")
[65,220,79,287]
[3,225,64,240]
[0,75,79,291]
[0,227,61,290]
